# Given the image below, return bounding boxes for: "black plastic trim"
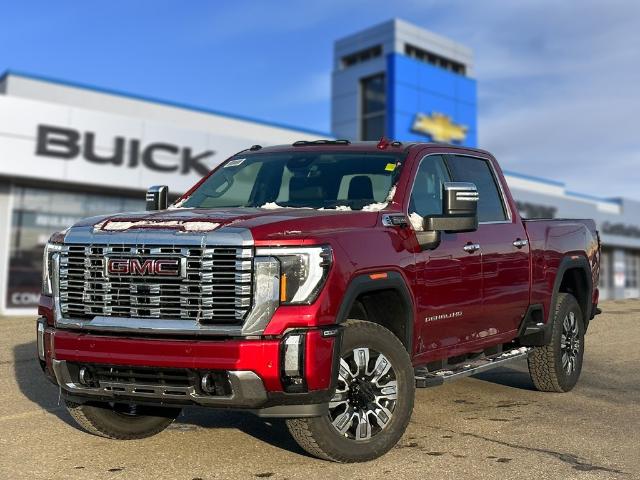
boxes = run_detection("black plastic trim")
[551,255,594,329]
[335,271,414,352]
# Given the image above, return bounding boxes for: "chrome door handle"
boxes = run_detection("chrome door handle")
[513,238,529,249]
[463,243,480,253]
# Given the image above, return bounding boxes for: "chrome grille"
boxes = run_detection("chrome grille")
[58,244,253,324]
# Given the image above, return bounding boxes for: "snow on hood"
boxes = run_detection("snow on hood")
[99,219,220,232]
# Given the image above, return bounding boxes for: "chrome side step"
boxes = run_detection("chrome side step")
[415,347,532,388]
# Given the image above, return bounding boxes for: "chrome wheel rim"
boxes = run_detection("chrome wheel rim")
[328,347,398,441]
[561,311,581,374]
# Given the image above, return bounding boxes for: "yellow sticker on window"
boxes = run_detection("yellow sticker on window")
[385,163,396,172]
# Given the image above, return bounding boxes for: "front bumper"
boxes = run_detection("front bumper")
[40,321,339,417]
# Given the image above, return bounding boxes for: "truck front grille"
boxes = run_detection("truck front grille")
[58,244,253,324]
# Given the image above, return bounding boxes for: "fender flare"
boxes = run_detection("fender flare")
[518,254,593,346]
[335,271,415,352]
[550,254,594,326]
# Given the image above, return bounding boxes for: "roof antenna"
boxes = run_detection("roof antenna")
[377,137,391,150]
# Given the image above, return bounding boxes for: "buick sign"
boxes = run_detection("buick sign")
[35,124,215,176]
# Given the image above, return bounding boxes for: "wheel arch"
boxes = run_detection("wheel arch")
[335,271,415,354]
[551,255,593,330]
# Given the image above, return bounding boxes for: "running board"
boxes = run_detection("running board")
[415,347,532,388]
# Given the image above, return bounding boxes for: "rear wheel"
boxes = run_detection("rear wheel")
[65,400,181,439]
[287,320,414,462]
[528,293,585,392]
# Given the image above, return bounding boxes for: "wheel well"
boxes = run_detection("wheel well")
[559,267,590,321]
[347,289,412,352]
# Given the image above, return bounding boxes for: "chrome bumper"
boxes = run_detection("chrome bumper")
[52,359,268,408]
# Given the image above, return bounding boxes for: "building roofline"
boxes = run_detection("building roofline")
[0,69,332,137]
[503,169,565,187]
[505,169,622,206]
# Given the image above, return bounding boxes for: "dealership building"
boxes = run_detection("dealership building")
[1,18,639,315]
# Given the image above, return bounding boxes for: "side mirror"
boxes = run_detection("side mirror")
[425,182,479,232]
[416,182,479,250]
[146,185,169,211]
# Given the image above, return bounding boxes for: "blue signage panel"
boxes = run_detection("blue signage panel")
[386,53,477,146]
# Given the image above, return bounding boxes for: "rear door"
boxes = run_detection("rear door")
[446,154,530,336]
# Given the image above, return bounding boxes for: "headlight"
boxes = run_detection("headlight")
[255,246,332,305]
[42,236,64,296]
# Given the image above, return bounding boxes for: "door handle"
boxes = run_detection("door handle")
[463,242,480,253]
[513,238,529,249]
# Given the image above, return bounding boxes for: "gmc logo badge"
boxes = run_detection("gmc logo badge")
[106,258,182,277]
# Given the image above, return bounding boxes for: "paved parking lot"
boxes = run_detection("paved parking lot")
[1,300,638,480]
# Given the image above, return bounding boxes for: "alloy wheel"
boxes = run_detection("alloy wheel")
[328,347,398,441]
[561,311,581,374]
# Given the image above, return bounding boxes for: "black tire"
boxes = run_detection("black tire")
[528,293,585,392]
[65,400,181,439]
[286,320,415,462]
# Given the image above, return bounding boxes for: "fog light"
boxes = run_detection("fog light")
[283,334,304,377]
[281,333,306,393]
[78,367,94,386]
[36,320,46,361]
[201,373,217,394]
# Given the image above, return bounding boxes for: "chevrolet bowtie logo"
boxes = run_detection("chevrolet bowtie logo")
[411,112,467,143]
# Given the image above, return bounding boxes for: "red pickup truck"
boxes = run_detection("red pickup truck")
[37,140,600,462]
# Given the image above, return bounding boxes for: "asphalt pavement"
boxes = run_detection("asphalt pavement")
[1,300,638,479]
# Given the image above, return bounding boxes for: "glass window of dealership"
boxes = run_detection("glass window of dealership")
[5,185,143,309]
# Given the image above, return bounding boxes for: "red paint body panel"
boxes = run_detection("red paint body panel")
[53,330,284,391]
[40,142,601,402]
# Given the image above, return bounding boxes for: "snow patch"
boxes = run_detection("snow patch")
[497,347,530,359]
[409,212,424,231]
[100,220,220,232]
[259,202,284,210]
[386,184,397,202]
[362,201,388,212]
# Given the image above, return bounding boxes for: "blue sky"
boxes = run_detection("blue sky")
[1,1,639,199]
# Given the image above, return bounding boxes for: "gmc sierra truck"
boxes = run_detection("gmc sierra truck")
[37,140,600,462]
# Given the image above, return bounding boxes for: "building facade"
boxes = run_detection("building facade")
[0,18,639,316]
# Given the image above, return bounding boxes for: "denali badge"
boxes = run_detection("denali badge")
[425,311,463,323]
[106,258,182,277]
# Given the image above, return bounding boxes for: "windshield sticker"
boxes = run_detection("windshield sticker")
[225,158,245,168]
[384,163,396,172]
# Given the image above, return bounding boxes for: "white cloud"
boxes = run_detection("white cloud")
[386,0,640,198]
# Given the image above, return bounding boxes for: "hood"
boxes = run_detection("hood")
[71,207,381,241]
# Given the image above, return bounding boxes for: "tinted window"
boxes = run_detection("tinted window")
[409,155,451,218]
[181,152,401,210]
[446,155,507,222]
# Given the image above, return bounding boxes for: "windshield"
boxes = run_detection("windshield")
[179,151,403,210]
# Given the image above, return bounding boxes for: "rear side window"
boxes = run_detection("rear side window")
[446,155,508,222]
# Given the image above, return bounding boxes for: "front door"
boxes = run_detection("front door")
[409,154,484,358]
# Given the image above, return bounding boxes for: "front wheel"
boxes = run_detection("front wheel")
[528,293,585,392]
[287,320,415,462]
[65,400,181,439]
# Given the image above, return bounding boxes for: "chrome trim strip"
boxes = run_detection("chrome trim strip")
[52,360,268,407]
[65,225,254,247]
[55,316,244,336]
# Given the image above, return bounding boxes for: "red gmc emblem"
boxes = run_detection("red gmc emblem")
[106,258,181,277]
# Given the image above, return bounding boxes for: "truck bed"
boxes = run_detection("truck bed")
[523,218,600,324]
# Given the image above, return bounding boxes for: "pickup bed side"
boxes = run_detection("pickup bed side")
[524,218,600,330]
